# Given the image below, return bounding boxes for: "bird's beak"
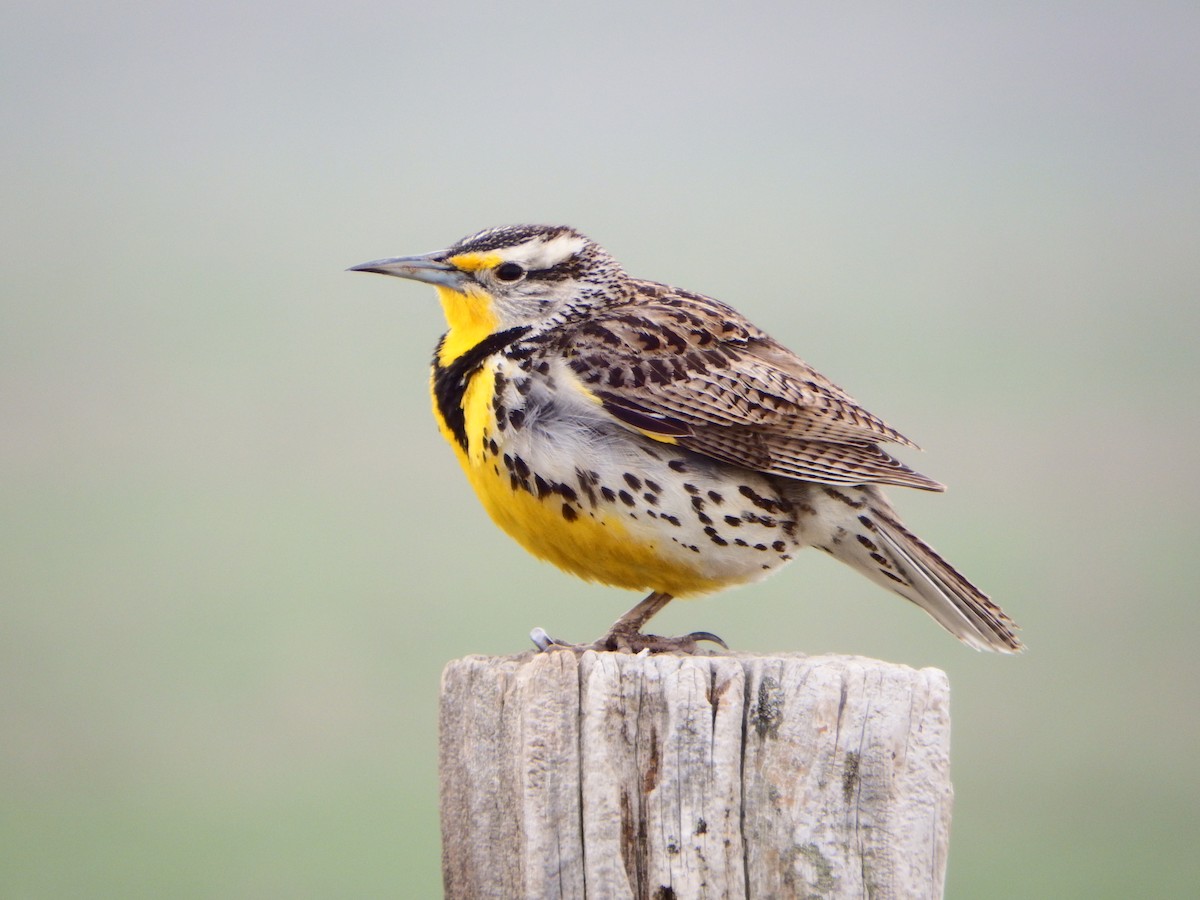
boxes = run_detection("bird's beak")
[347,253,467,291]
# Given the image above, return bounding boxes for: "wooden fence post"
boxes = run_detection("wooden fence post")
[439,651,952,899]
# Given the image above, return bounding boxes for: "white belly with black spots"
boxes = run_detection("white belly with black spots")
[463,356,808,594]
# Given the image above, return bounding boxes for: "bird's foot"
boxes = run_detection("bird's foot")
[596,627,729,654]
[530,626,727,655]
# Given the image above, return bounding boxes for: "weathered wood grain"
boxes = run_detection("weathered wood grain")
[439,652,951,899]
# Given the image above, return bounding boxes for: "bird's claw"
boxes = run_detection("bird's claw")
[530,627,575,652]
[683,630,730,650]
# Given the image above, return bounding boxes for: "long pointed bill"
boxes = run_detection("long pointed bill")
[347,253,467,290]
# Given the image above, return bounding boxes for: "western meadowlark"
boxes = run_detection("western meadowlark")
[350,224,1021,653]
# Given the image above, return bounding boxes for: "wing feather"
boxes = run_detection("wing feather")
[556,283,943,492]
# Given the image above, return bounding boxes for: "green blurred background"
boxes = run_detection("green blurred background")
[3,2,1197,896]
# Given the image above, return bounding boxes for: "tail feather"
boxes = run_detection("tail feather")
[812,485,1023,653]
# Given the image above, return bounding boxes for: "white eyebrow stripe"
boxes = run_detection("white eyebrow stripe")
[510,234,587,270]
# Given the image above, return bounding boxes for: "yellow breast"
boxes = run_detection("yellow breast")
[429,365,726,597]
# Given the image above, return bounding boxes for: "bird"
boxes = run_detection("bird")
[349,224,1022,654]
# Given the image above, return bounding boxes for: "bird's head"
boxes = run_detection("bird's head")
[350,225,622,348]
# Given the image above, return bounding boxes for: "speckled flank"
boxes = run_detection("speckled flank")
[440,355,806,597]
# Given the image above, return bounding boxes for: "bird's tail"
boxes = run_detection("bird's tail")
[808,484,1023,653]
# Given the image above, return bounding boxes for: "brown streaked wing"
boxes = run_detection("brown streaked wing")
[559,285,942,491]
[681,428,945,492]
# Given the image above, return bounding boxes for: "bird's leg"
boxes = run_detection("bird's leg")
[596,591,729,652]
[598,591,673,647]
[531,592,727,654]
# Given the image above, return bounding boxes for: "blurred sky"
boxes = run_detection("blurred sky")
[3,2,1198,896]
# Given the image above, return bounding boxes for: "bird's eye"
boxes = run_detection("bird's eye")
[494,262,526,282]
